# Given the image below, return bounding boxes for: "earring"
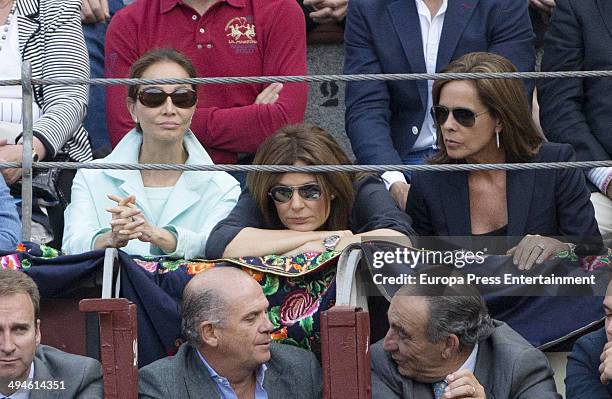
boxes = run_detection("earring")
[495,130,501,148]
[133,117,138,123]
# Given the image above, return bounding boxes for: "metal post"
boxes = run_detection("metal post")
[21,61,33,242]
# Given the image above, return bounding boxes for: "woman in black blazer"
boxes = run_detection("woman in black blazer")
[406,52,602,270]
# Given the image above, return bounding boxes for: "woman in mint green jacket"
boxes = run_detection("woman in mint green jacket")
[62,49,240,258]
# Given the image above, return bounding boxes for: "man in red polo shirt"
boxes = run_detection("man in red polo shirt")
[105,0,307,166]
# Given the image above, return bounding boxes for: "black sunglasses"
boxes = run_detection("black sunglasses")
[137,87,197,108]
[269,183,322,203]
[430,105,489,127]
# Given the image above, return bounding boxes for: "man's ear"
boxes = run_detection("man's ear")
[35,319,41,346]
[200,321,219,347]
[440,334,460,359]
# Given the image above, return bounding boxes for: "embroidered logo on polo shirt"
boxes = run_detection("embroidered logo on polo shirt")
[225,16,257,54]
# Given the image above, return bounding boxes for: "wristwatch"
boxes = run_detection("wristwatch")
[566,243,577,257]
[323,235,341,252]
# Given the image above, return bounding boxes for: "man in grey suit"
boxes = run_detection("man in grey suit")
[371,276,560,398]
[139,267,322,399]
[0,270,103,398]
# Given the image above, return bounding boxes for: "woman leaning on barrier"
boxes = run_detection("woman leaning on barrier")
[405,52,603,270]
[62,49,241,258]
[205,123,415,259]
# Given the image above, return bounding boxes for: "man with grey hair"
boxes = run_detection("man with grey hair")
[139,267,322,398]
[371,277,561,398]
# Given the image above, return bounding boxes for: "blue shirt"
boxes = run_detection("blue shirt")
[197,350,268,399]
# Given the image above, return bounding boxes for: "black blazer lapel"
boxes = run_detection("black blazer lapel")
[596,0,612,38]
[440,171,472,235]
[506,168,535,236]
[436,0,480,71]
[387,0,428,108]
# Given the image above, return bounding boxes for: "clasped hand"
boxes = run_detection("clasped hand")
[105,194,146,248]
[104,194,178,253]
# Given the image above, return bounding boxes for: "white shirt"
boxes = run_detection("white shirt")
[0,10,42,128]
[586,167,612,194]
[382,0,448,189]
[455,343,479,375]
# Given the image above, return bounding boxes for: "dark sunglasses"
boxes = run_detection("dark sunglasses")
[430,105,489,127]
[137,87,197,108]
[268,183,322,203]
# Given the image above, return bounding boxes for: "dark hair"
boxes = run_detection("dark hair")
[0,269,40,320]
[396,268,494,349]
[247,123,359,230]
[127,48,197,100]
[429,52,543,164]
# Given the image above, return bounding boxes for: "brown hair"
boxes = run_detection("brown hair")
[429,52,543,164]
[127,48,198,101]
[0,269,40,320]
[247,124,358,230]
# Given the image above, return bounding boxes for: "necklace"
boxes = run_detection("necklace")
[0,0,16,53]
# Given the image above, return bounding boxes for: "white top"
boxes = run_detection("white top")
[382,0,447,189]
[143,186,173,225]
[0,10,42,128]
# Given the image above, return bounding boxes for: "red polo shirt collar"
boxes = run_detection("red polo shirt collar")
[160,0,246,14]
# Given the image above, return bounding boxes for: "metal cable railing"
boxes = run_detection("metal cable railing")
[7,63,612,241]
[2,69,612,87]
[1,160,611,173]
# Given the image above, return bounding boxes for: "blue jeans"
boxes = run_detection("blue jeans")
[82,0,126,152]
[401,147,438,182]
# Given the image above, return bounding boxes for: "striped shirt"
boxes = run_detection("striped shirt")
[16,0,92,162]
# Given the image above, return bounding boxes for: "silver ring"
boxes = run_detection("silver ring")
[470,385,476,396]
[536,243,546,251]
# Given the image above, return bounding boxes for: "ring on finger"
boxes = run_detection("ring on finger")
[535,243,545,251]
[469,385,476,396]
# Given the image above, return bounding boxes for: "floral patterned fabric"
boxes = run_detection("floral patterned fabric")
[131,251,340,353]
[4,242,612,354]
